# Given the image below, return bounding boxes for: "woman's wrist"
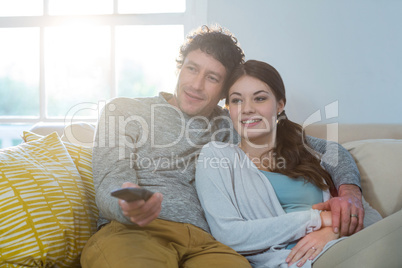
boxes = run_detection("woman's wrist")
[320,211,332,227]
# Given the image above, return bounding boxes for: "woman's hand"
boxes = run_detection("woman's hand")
[286,227,339,267]
[320,210,332,227]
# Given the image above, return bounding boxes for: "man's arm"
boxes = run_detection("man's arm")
[93,99,162,226]
[306,136,364,236]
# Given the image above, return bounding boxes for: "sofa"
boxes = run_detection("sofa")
[1,122,401,267]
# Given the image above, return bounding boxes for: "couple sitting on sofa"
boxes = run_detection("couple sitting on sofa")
[81,25,394,268]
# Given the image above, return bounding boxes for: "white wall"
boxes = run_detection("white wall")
[207,0,402,124]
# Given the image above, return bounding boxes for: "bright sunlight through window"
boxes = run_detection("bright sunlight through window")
[0,0,194,148]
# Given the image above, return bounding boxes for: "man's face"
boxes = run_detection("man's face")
[171,49,227,117]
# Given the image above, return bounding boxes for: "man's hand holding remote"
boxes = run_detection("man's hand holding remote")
[117,182,163,227]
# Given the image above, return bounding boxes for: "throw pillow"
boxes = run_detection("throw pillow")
[0,132,96,267]
[343,139,402,217]
[23,131,98,219]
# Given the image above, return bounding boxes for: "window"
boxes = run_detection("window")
[0,0,206,148]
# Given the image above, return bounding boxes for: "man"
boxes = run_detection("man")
[81,25,363,267]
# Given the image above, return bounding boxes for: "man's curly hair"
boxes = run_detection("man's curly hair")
[176,25,245,78]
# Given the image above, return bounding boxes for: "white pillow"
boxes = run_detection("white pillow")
[343,139,402,217]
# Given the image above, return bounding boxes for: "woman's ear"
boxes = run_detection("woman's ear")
[277,99,285,114]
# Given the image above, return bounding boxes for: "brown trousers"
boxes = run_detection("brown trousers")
[80,219,251,268]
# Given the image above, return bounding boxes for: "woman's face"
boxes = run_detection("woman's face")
[227,75,284,145]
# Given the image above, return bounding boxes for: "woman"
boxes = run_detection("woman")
[195,60,382,267]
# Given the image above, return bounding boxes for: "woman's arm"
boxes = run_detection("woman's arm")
[195,145,322,254]
[320,211,333,227]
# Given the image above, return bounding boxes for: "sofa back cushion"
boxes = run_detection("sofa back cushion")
[30,122,96,147]
[305,124,402,144]
[343,139,402,217]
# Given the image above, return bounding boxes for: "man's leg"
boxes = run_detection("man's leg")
[181,223,251,268]
[313,209,402,268]
[81,220,180,268]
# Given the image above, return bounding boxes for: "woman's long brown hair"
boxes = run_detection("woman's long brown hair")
[225,60,337,195]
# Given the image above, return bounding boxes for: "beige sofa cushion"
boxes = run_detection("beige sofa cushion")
[343,139,402,217]
[62,122,95,147]
[30,122,96,147]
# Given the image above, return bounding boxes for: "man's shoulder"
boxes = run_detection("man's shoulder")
[109,95,161,106]
[208,106,240,143]
[211,105,230,117]
[106,95,164,114]
[209,106,231,127]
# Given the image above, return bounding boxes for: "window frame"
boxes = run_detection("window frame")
[0,0,207,124]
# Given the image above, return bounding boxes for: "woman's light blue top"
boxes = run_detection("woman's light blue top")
[260,170,323,249]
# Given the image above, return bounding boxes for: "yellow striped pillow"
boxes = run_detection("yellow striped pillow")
[23,131,98,220]
[0,132,96,267]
